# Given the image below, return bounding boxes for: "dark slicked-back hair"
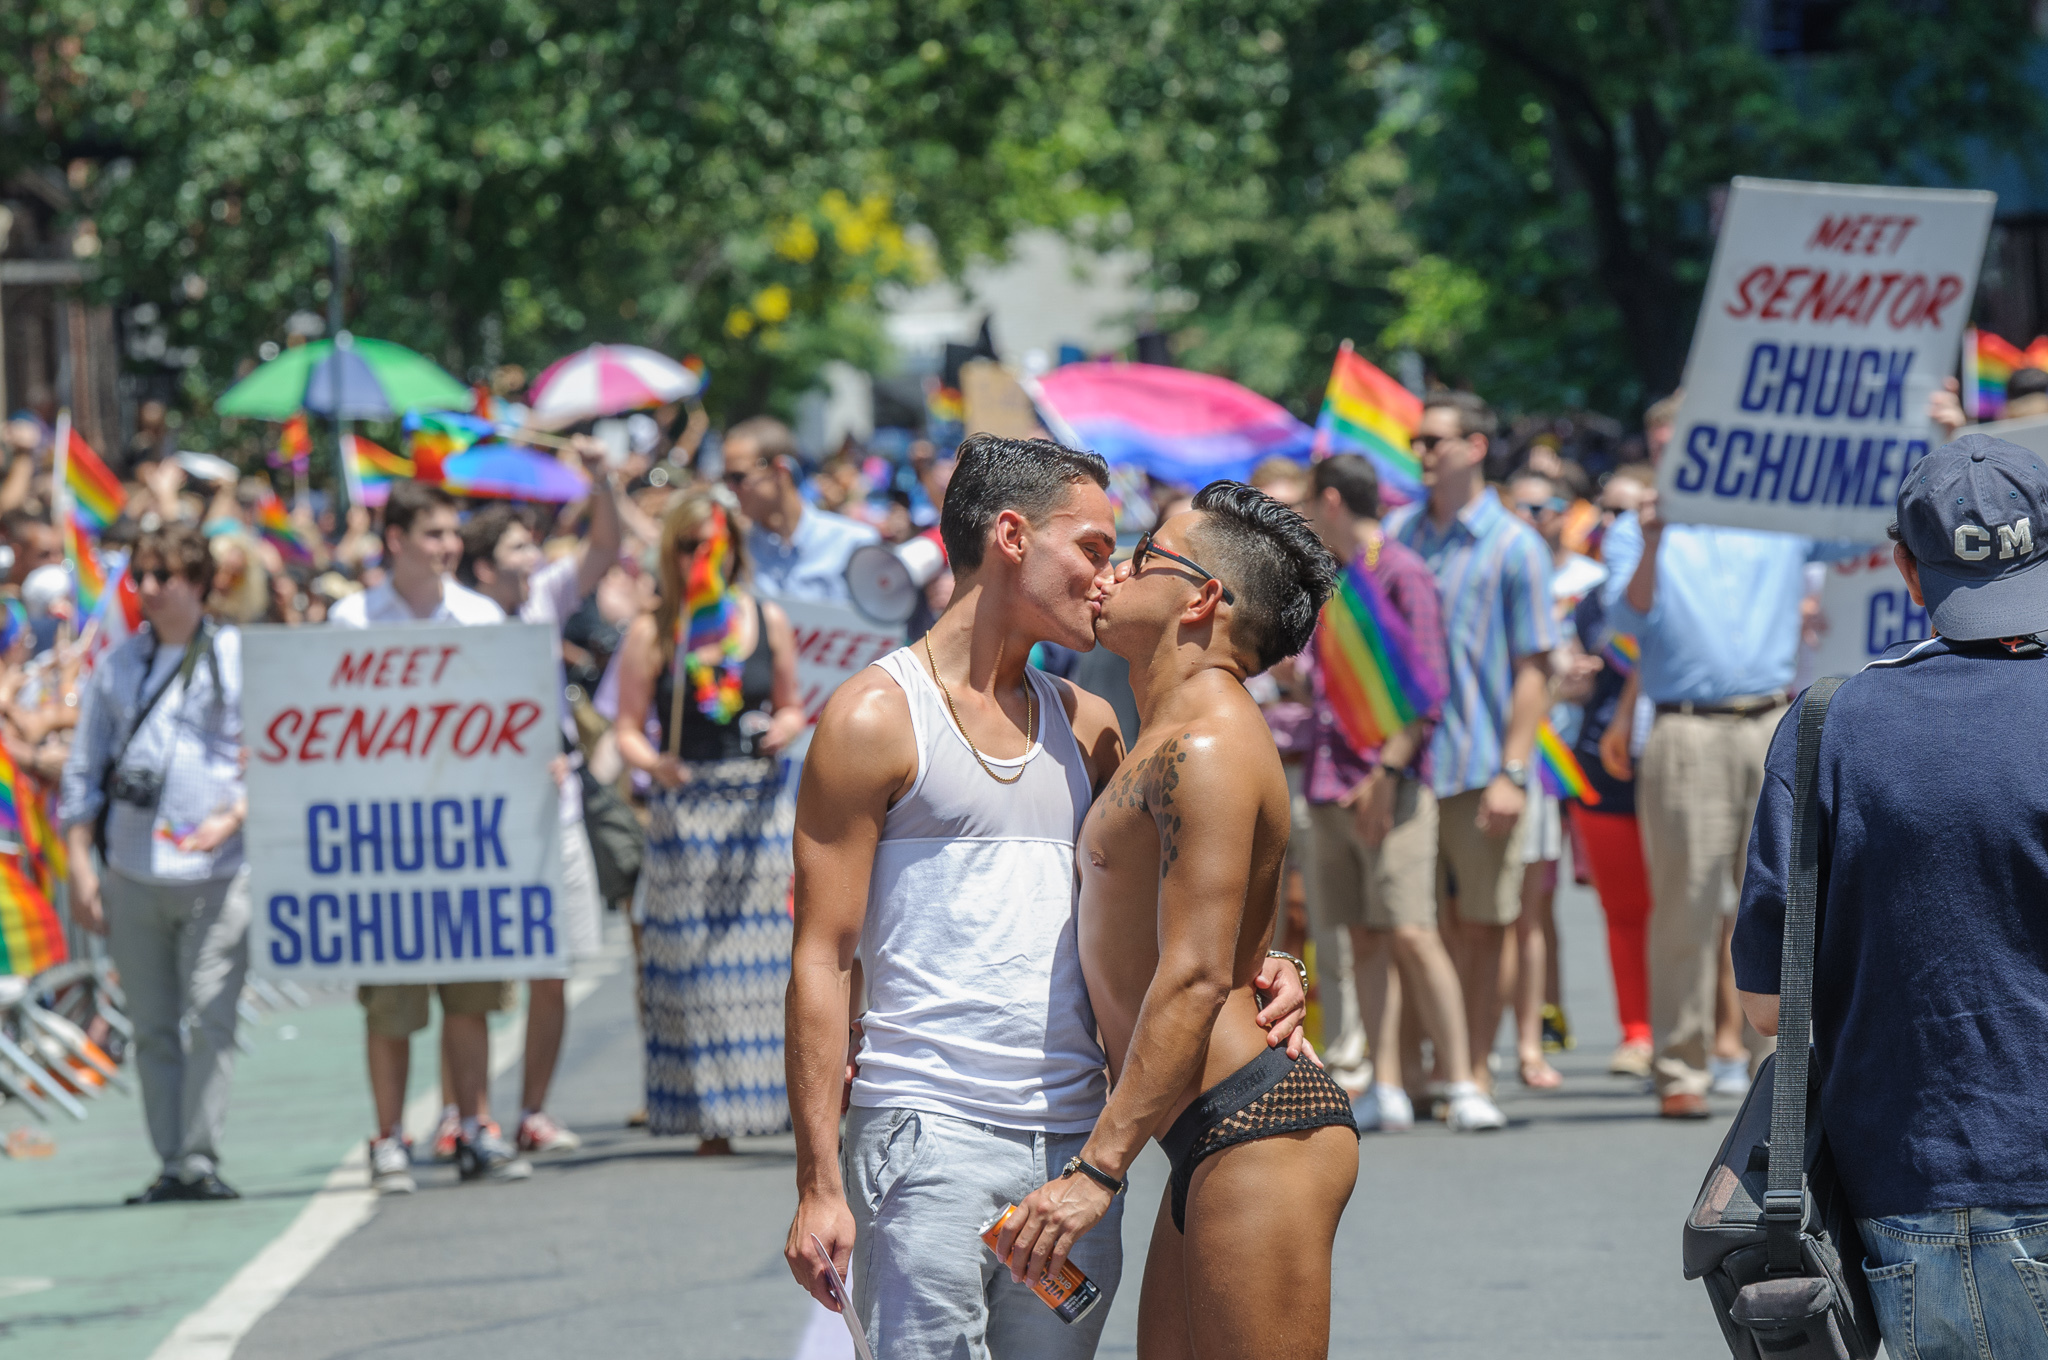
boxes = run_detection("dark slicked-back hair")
[1311,453,1381,519]
[1187,480,1339,673]
[940,433,1110,574]
[384,479,456,537]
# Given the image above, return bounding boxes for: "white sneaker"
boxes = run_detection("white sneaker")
[369,1136,416,1194]
[1710,1057,1752,1097]
[1444,1082,1508,1132]
[516,1111,583,1154]
[1354,1082,1414,1132]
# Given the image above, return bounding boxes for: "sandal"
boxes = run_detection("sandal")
[1518,1056,1563,1089]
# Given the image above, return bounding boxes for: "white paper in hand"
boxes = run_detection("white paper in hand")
[810,1234,874,1360]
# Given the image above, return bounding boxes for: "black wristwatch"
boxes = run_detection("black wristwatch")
[1063,1155,1126,1196]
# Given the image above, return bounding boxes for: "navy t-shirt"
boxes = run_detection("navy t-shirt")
[1733,636,2048,1218]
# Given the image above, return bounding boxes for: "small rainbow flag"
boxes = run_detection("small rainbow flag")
[0,598,26,655]
[1312,343,1424,506]
[1601,631,1639,676]
[279,413,313,468]
[404,410,491,466]
[1965,329,2048,420]
[255,491,314,563]
[1315,549,1445,754]
[349,433,414,482]
[0,742,64,901]
[1535,720,1599,806]
[61,423,126,530]
[63,514,106,618]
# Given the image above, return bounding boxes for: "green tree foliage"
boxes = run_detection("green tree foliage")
[0,0,1081,433]
[1389,0,2044,414]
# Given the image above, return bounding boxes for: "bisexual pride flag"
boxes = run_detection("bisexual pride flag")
[1030,362,1313,487]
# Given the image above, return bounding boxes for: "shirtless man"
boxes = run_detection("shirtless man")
[996,481,1358,1359]
[783,438,1307,1358]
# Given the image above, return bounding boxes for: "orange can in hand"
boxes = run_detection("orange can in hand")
[979,1204,1103,1325]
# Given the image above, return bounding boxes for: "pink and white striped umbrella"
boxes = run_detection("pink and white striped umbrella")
[526,344,705,424]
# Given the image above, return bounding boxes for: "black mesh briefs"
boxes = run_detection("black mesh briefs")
[1158,1045,1358,1233]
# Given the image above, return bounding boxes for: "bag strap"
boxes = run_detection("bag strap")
[1764,674,1844,1274]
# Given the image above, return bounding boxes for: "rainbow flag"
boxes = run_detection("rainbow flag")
[1965,329,2048,420]
[279,413,313,468]
[1312,344,1424,506]
[61,424,126,530]
[0,852,64,976]
[349,433,414,482]
[0,741,63,901]
[63,514,107,618]
[1535,720,1600,806]
[403,411,491,467]
[1315,550,1445,754]
[1601,631,1640,676]
[255,491,314,563]
[0,598,27,656]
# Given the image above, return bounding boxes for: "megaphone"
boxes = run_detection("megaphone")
[846,533,947,624]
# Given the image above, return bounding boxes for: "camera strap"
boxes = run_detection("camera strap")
[95,623,217,853]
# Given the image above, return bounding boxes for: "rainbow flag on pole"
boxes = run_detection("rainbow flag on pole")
[63,514,107,618]
[1312,343,1424,506]
[255,490,314,563]
[1315,550,1445,754]
[1535,720,1600,806]
[60,422,126,531]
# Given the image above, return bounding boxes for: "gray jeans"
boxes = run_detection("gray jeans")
[103,864,250,1178]
[845,1105,1125,1360]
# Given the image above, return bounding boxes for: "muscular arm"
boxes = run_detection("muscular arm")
[782,672,916,1310]
[1083,731,1253,1176]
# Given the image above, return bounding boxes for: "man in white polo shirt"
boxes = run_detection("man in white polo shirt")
[331,481,531,1191]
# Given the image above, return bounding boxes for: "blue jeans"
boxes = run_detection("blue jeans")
[1858,1208,2048,1359]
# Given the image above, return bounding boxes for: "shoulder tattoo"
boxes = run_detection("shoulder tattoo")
[1104,733,1193,878]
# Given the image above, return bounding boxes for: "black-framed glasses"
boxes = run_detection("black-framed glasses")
[1131,530,1234,605]
[131,566,176,586]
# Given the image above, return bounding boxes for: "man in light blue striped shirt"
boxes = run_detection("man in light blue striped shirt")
[1386,391,1558,1100]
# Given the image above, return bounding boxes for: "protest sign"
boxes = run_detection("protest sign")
[1806,548,1930,676]
[1660,177,1995,540]
[774,597,903,759]
[243,623,565,983]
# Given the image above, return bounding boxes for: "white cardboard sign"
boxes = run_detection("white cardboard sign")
[242,623,565,983]
[1661,177,1995,540]
[1806,548,1930,676]
[777,597,903,723]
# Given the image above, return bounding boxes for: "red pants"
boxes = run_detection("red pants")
[1570,805,1652,1047]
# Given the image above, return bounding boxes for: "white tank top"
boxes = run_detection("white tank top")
[851,648,1107,1132]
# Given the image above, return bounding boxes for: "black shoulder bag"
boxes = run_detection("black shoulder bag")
[1682,676,1878,1360]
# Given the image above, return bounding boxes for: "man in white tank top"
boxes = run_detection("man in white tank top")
[993,482,1359,1360]
[784,436,1308,1358]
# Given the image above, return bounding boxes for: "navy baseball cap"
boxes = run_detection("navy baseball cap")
[1895,433,2048,641]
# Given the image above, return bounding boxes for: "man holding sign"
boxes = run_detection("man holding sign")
[1617,177,1995,1120]
[325,481,532,1190]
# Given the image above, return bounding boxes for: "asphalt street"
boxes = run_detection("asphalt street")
[227,876,1742,1360]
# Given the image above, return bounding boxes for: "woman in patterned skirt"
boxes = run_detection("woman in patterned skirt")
[615,492,808,1152]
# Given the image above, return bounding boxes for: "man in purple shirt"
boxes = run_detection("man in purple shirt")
[1300,455,1506,1133]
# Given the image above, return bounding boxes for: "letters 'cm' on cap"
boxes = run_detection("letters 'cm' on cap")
[1895,433,2048,641]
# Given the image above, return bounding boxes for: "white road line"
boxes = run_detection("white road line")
[148,940,628,1360]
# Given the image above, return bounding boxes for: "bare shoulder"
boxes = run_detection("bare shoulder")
[1047,673,1125,789]
[1115,707,1275,820]
[806,666,917,799]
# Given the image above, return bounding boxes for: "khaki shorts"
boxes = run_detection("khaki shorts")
[1436,786,1532,926]
[1307,780,1439,931]
[359,980,517,1038]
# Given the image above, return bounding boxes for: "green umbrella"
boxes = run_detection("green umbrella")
[215,333,473,421]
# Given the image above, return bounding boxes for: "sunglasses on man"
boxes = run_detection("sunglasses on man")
[1130,530,1235,605]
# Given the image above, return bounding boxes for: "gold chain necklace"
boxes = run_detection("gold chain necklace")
[924,631,1036,785]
